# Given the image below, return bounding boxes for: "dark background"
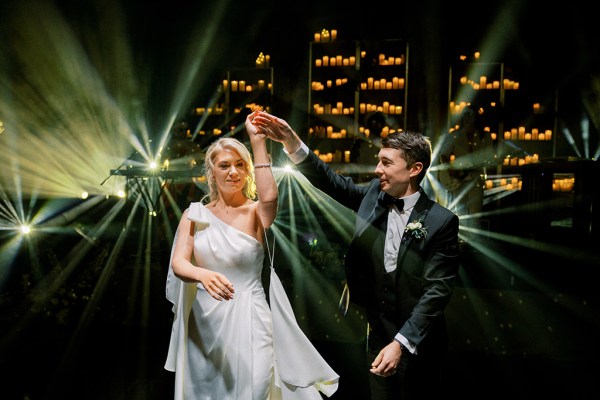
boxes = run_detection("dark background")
[28,0,599,136]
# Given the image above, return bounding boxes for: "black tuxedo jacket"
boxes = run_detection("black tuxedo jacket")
[296,150,460,355]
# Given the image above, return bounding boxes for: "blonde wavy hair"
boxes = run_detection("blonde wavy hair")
[203,137,257,202]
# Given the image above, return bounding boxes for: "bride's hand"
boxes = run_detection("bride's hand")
[245,110,268,139]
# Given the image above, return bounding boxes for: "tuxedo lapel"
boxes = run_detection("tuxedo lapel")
[355,191,389,236]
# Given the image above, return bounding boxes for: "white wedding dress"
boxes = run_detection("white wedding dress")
[165,202,339,399]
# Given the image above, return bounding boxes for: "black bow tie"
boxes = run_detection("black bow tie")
[381,194,404,210]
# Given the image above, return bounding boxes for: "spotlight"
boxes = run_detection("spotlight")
[20,224,31,235]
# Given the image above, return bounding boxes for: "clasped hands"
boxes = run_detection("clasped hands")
[245,110,291,142]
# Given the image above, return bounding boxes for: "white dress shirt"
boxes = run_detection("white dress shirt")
[384,191,420,273]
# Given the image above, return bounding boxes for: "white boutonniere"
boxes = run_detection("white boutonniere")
[403,217,428,242]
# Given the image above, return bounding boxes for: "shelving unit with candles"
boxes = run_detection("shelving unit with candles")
[187,53,274,144]
[224,63,274,131]
[308,32,359,150]
[307,31,408,170]
[357,39,408,132]
[447,53,557,174]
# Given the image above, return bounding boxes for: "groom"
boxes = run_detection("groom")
[251,111,461,400]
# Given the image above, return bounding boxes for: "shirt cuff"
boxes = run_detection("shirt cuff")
[394,334,416,355]
[283,141,310,164]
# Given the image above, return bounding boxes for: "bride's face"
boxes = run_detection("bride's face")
[213,148,247,195]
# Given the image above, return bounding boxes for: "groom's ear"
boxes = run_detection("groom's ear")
[409,162,423,177]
